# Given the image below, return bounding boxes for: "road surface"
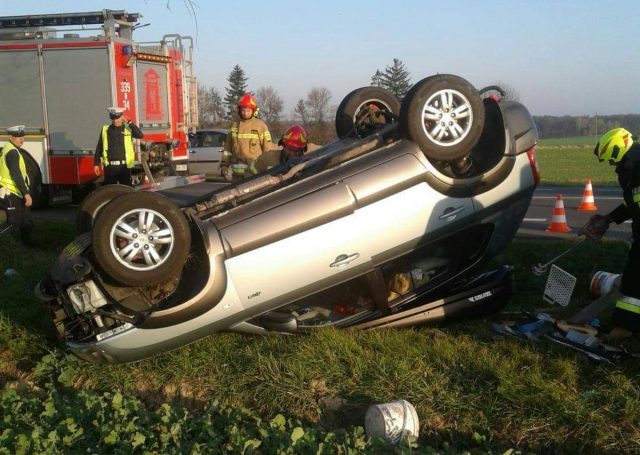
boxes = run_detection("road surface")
[520,185,631,240]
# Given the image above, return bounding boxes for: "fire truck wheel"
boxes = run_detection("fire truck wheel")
[335,87,400,139]
[76,185,134,234]
[23,152,47,209]
[91,192,191,287]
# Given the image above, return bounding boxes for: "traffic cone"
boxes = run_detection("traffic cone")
[546,194,571,233]
[577,179,598,211]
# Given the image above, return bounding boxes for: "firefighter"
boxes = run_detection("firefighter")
[220,94,272,181]
[252,124,319,173]
[0,125,35,246]
[94,107,144,186]
[583,128,640,339]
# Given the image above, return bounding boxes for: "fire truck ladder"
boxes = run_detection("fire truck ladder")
[0,10,141,29]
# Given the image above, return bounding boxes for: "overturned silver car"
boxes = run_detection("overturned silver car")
[37,75,540,363]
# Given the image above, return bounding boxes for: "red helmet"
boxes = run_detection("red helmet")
[279,125,308,151]
[237,93,258,111]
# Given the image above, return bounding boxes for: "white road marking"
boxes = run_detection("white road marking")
[524,218,547,222]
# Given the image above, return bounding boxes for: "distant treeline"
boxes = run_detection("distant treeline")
[533,114,640,139]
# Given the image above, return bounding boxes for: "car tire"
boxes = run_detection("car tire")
[335,87,400,139]
[76,184,134,234]
[400,74,485,161]
[22,152,47,209]
[91,192,191,287]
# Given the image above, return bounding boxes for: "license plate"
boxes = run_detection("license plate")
[176,164,188,171]
[96,323,134,341]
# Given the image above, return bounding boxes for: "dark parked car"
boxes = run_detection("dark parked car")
[37,74,540,363]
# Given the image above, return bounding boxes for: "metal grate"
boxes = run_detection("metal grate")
[543,264,577,307]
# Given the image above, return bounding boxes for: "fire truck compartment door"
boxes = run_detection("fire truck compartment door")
[42,47,111,153]
[136,61,170,132]
[0,50,44,131]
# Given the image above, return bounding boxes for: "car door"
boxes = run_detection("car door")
[189,131,226,175]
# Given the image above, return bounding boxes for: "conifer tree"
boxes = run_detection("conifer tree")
[224,64,249,119]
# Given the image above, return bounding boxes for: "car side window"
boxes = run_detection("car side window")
[202,133,226,147]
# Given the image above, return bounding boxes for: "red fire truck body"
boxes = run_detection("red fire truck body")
[0,10,198,204]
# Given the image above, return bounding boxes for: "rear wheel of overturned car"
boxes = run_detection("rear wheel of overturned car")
[335,87,401,139]
[400,74,484,161]
[91,191,191,287]
[76,184,134,234]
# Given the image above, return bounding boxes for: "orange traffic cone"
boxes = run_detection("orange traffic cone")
[577,179,598,211]
[546,194,571,233]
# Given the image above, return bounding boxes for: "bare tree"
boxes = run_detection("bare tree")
[256,86,284,123]
[198,85,225,127]
[293,99,308,126]
[305,87,332,125]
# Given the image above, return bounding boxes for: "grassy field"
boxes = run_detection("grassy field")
[536,136,617,187]
[538,136,598,147]
[1,217,639,453]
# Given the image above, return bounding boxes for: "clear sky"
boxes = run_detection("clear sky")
[1,0,638,116]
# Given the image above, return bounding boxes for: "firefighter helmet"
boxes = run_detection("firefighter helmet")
[594,128,634,164]
[279,125,308,151]
[238,94,258,111]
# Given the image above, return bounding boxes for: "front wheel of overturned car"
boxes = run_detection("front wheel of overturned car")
[335,86,400,139]
[400,74,484,161]
[76,184,134,234]
[92,192,191,287]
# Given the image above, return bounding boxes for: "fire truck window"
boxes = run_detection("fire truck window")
[202,133,225,147]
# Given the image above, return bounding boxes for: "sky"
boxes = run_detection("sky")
[1,0,639,117]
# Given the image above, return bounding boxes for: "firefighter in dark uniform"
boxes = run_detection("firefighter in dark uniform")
[0,125,35,246]
[94,107,144,186]
[585,128,640,339]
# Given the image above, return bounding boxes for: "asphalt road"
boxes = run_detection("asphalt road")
[520,185,631,241]
[31,183,632,241]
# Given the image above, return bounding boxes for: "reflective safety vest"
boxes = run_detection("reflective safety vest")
[0,142,29,197]
[101,124,135,168]
[615,295,640,315]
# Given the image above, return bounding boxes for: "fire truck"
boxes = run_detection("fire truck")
[0,10,198,205]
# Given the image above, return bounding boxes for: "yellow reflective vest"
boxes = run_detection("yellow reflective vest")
[0,142,29,197]
[101,124,135,168]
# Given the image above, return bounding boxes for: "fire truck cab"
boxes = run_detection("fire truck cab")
[0,10,198,205]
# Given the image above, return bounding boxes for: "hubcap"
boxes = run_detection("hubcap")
[421,89,473,147]
[109,208,175,271]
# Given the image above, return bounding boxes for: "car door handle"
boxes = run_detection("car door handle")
[330,253,360,269]
[439,206,465,220]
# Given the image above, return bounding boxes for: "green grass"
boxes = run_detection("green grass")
[538,136,597,147]
[536,146,617,186]
[535,135,616,186]
[1,219,639,453]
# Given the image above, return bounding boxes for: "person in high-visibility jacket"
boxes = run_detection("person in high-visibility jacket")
[252,124,320,174]
[93,106,144,186]
[220,94,272,181]
[583,128,640,339]
[0,125,35,246]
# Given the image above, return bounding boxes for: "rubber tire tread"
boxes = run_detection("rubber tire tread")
[335,86,400,139]
[91,191,191,287]
[400,74,484,161]
[76,185,134,234]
